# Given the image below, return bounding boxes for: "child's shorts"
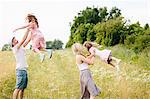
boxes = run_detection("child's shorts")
[16,70,28,89]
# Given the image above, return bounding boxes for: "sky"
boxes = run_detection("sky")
[0,0,149,49]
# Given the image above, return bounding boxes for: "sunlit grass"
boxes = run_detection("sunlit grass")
[0,46,149,99]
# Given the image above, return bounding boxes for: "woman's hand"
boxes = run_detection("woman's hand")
[77,55,95,65]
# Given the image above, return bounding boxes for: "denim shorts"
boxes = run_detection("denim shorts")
[16,70,28,89]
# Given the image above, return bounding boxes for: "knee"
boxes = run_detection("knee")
[13,89,20,94]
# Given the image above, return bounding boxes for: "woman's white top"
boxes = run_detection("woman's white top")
[77,63,88,71]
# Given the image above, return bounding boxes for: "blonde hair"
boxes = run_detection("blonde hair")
[72,43,84,55]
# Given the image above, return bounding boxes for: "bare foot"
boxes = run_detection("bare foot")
[117,59,121,65]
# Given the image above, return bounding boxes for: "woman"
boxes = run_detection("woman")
[72,43,100,99]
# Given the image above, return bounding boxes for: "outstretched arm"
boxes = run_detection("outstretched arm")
[13,22,33,32]
[17,29,30,49]
[13,25,28,33]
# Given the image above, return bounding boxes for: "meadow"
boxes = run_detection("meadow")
[0,45,149,99]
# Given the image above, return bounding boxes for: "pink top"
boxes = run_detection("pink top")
[28,22,44,40]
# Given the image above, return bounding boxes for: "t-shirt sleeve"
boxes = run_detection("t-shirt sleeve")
[12,46,17,54]
[12,44,19,54]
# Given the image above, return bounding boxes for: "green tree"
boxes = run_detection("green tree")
[46,41,53,49]
[133,35,150,53]
[94,17,124,46]
[127,22,144,35]
[99,7,108,22]
[52,39,64,50]
[108,7,121,20]
[2,44,11,51]
[46,39,63,50]
[66,6,123,47]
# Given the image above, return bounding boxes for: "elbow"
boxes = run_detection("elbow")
[88,61,94,65]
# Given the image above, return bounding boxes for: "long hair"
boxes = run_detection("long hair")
[26,14,39,28]
[83,41,99,51]
[72,43,85,56]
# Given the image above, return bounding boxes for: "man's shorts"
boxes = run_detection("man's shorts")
[16,69,28,89]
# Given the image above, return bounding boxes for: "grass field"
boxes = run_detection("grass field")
[0,45,149,99]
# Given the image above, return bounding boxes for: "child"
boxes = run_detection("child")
[72,43,100,99]
[83,41,121,71]
[13,14,52,62]
[10,36,28,99]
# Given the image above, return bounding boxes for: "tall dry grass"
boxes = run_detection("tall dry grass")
[0,46,149,99]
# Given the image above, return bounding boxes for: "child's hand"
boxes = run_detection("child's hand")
[13,29,17,33]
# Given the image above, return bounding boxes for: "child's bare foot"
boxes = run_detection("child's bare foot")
[116,64,120,72]
[117,59,121,65]
[116,59,121,71]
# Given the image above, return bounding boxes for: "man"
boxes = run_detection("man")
[10,36,28,99]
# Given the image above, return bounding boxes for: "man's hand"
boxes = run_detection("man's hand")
[23,42,28,48]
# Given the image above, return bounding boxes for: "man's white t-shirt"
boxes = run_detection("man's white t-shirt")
[12,43,28,70]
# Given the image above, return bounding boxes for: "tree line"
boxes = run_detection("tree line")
[2,39,63,51]
[66,7,150,53]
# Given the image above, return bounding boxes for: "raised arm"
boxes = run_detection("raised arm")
[23,31,32,47]
[17,29,30,49]
[13,25,28,33]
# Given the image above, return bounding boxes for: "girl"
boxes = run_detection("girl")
[72,43,100,99]
[13,14,52,62]
[83,41,121,71]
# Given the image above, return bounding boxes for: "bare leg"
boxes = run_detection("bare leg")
[111,57,121,65]
[19,89,24,99]
[108,62,116,67]
[13,89,20,99]
[34,48,45,62]
[111,57,121,71]
[90,95,95,99]
[40,48,52,59]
